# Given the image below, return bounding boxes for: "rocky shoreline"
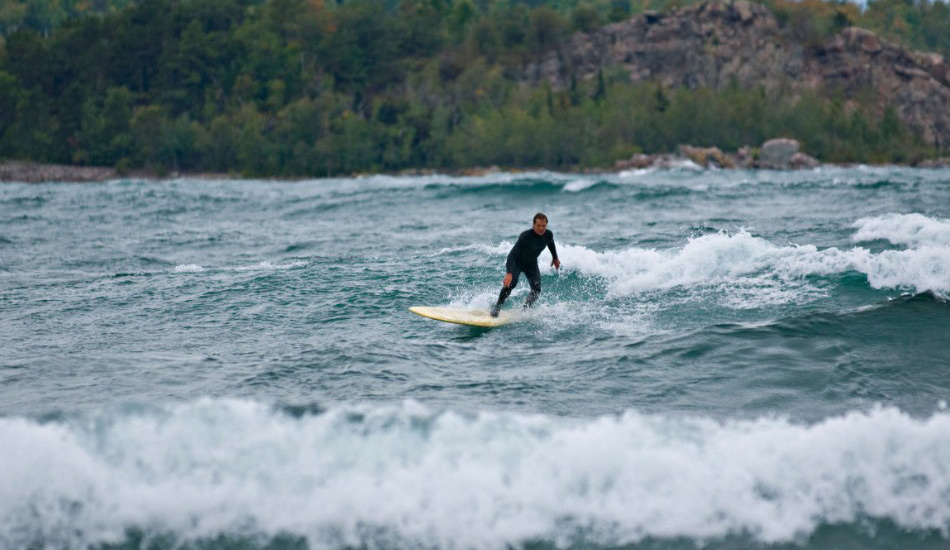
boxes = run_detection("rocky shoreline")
[615,138,822,171]
[0,161,232,183]
[3,141,949,183]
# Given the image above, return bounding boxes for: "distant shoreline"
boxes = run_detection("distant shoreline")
[0,161,234,184]
[3,157,950,184]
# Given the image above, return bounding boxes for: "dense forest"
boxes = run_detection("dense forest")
[0,0,948,176]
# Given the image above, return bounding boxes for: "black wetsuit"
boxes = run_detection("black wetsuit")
[492,229,558,314]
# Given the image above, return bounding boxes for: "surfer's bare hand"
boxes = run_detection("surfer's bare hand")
[552,258,561,270]
[503,273,513,287]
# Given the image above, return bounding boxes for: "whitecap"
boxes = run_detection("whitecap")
[562,179,598,192]
[3,401,950,549]
[555,228,950,301]
[853,213,950,248]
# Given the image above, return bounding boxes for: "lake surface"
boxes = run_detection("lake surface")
[2,166,950,549]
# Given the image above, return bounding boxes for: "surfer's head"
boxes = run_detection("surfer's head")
[532,212,548,235]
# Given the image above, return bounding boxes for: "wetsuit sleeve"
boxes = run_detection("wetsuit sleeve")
[547,231,558,260]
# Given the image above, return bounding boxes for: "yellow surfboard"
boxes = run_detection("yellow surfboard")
[409,306,522,327]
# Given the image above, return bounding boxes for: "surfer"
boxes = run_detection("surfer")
[490,213,561,317]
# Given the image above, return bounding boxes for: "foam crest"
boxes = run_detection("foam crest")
[853,213,950,248]
[236,260,309,271]
[563,179,598,192]
[557,228,950,301]
[559,231,807,303]
[2,401,950,549]
[173,261,308,274]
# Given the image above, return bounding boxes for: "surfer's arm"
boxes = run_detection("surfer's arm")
[547,232,560,269]
[502,253,516,288]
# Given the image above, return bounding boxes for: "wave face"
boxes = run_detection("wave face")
[3,401,950,550]
[553,214,950,300]
[2,167,950,549]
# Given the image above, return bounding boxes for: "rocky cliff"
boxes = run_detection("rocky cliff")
[523,0,950,149]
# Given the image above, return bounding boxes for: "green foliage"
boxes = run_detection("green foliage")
[0,0,942,173]
[526,6,567,55]
[766,0,858,49]
[74,86,134,165]
[607,0,631,22]
[860,0,950,58]
[570,4,602,32]
[0,70,21,151]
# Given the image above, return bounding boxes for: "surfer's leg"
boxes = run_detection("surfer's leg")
[524,289,540,308]
[491,270,520,316]
[523,266,542,309]
[492,286,512,316]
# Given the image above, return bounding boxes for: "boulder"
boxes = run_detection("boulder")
[842,27,882,54]
[757,138,801,169]
[732,146,755,168]
[917,157,950,168]
[678,145,734,168]
[790,152,820,169]
[614,153,657,170]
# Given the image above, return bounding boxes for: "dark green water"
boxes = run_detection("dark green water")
[2,167,949,549]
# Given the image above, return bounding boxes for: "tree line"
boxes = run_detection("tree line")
[0,0,945,176]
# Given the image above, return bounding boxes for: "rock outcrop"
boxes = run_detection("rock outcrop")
[0,161,119,183]
[614,138,820,170]
[0,161,230,183]
[523,0,950,149]
[757,138,819,169]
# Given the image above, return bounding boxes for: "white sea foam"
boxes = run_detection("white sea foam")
[174,261,308,274]
[552,223,950,301]
[853,213,950,248]
[2,401,950,549]
[236,260,309,271]
[563,179,598,192]
[549,232,823,307]
[617,167,654,178]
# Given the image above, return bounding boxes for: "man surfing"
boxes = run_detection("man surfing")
[490,212,561,317]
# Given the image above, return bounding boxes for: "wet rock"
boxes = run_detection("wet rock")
[614,153,657,170]
[679,145,734,168]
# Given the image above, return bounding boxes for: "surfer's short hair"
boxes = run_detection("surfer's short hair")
[533,212,548,223]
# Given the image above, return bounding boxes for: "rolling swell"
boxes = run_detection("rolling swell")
[427,178,568,196]
[631,293,950,419]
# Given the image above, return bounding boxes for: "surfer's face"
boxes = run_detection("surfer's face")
[532,219,547,235]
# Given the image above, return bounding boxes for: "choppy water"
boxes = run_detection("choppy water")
[2,166,950,550]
